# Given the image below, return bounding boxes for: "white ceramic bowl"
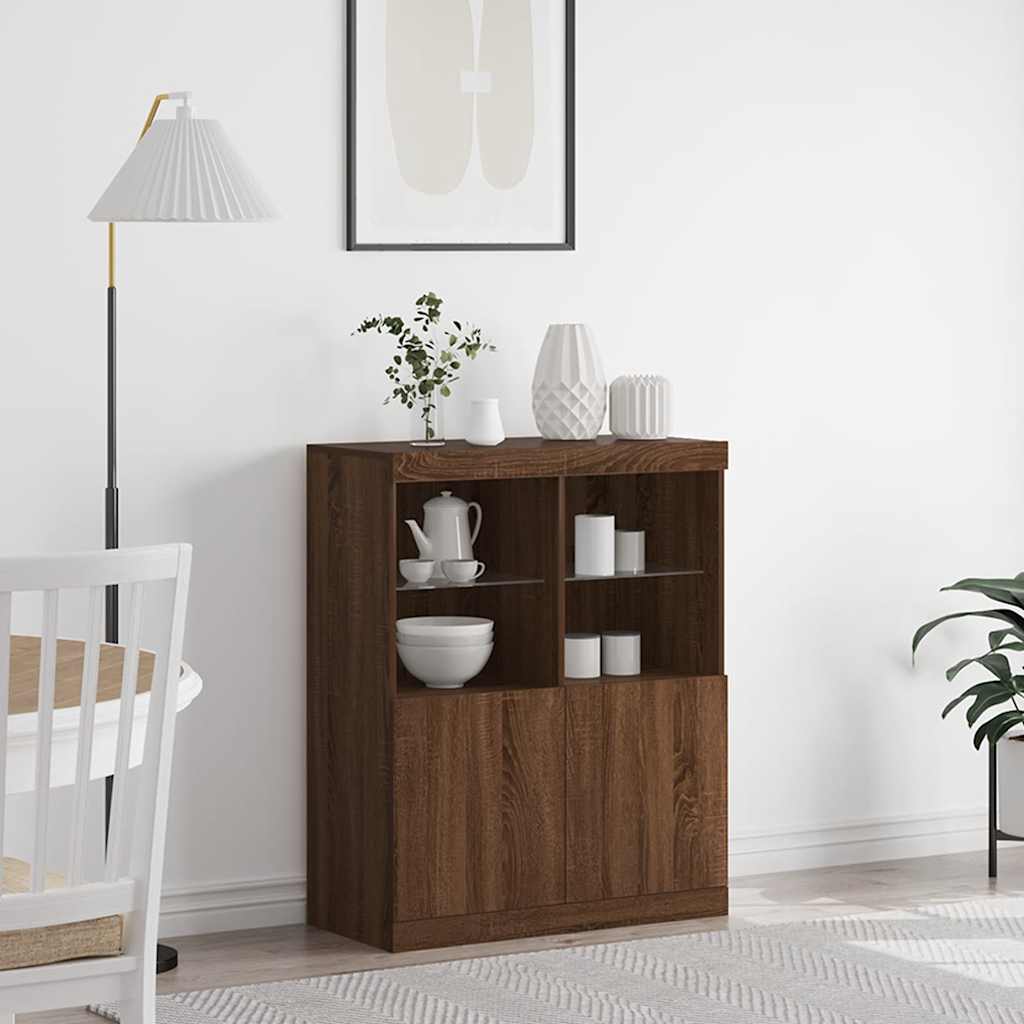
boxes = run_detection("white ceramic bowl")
[398,630,494,648]
[396,616,494,639]
[397,642,494,688]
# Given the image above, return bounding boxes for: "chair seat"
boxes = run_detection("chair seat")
[0,857,123,971]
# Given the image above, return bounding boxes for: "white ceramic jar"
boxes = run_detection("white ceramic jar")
[565,633,601,679]
[574,514,615,577]
[615,530,646,574]
[466,398,505,446]
[601,630,641,675]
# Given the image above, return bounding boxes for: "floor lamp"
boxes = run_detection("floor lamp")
[88,92,275,972]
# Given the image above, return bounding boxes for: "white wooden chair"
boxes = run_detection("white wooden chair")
[0,544,192,1023]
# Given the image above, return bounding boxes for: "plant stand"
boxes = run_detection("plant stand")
[988,738,1024,877]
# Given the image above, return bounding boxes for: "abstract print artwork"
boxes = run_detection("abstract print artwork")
[347,0,574,250]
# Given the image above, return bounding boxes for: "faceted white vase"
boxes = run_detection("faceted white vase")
[531,324,607,440]
[609,374,672,439]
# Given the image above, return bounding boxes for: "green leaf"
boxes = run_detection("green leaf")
[913,609,1024,658]
[942,680,1007,718]
[989,627,1024,648]
[440,385,451,398]
[966,689,1015,726]
[974,710,1024,749]
[941,578,1024,609]
[991,643,1024,655]
[981,653,1010,680]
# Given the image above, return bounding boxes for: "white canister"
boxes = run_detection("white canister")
[565,633,601,679]
[574,514,615,577]
[601,630,641,676]
[615,530,646,574]
[466,398,505,446]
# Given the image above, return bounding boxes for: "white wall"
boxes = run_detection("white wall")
[2,0,1023,933]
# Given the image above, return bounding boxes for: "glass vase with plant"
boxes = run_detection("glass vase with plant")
[355,292,496,446]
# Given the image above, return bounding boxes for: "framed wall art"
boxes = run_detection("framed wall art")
[346,0,575,251]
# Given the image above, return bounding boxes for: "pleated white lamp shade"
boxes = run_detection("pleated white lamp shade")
[89,105,276,223]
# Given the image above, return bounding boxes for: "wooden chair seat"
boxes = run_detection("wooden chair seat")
[0,857,122,971]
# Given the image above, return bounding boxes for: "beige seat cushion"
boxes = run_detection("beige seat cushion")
[0,857,123,971]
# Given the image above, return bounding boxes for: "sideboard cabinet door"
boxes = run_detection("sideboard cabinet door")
[394,689,566,922]
[566,676,727,902]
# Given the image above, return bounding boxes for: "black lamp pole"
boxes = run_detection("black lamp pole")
[105,236,118,645]
[102,222,178,975]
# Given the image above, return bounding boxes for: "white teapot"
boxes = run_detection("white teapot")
[405,491,482,578]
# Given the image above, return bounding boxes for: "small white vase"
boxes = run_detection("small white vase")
[609,375,671,440]
[531,324,607,440]
[466,398,505,446]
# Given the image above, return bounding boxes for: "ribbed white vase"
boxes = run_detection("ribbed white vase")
[531,324,607,440]
[609,375,672,439]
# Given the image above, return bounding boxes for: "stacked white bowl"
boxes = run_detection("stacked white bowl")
[396,616,494,689]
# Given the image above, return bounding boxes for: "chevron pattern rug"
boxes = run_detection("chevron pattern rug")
[94,896,1024,1023]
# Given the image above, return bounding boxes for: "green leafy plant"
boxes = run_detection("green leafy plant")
[354,292,496,443]
[913,575,1024,749]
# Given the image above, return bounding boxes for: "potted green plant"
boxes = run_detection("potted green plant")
[355,292,496,446]
[914,574,1024,833]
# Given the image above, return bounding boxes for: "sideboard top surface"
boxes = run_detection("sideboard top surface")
[309,436,728,481]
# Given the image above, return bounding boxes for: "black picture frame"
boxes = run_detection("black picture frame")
[346,0,575,252]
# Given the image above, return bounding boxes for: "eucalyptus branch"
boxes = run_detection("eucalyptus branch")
[354,292,497,442]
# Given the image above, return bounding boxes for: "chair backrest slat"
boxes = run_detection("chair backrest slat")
[104,581,144,883]
[68,586,104,885]
[0,544,191,953]
[31,589,60,892]
[0,591,10,891]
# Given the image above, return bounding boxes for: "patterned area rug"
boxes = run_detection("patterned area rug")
[94,897,1024,1022]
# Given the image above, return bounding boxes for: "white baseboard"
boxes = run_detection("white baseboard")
[729,806,988,877]
[157,809,990,937]
[159,875,307,938]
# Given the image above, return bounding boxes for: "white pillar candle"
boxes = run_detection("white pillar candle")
[614,530,646,574]
[574,514,615,577]
[565,632,601,679]
[601,630,641,676]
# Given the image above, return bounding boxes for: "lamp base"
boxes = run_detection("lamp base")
[156,943,178,974]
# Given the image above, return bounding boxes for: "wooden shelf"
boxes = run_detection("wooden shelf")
[566,565,703,583]
[398,680,558,698]
[398,572,543,592]
[564,666,699,685]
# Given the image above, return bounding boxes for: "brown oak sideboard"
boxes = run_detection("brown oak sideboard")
[307,436,728,951]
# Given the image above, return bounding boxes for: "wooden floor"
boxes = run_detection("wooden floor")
[29,846,1024,1023]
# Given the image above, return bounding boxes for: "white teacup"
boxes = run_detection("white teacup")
[400,558,436,584]
[441,559,486,583]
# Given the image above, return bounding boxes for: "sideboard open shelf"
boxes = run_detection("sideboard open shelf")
[307,436,728,951]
